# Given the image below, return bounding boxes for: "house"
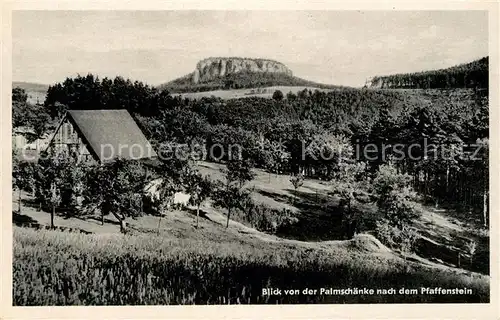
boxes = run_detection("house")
[13,127,54,163]
[26,132,52,151]
[12,126,37,150]
[45,109,157,164]
[144,178,191,209]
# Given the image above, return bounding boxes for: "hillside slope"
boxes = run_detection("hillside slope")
[14,160,489,276]
[368,57,488,89]
[12,81,49,93]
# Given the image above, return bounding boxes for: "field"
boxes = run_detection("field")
[174,86,335,100]
[13,225,488,305]
[11,81,333,103]
[12,161,490,305]
[197,162,490,274]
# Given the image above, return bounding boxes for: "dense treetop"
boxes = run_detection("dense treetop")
[13,56,489,219]
[369,57,488,89]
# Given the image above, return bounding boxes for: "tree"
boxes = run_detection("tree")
[372,164,420,228]
[44,74,169,117]
[269,139,290,178]
[34,154,74,228]
[33,155,83,218]
[290,172,304,190]
[30,110,51,139]
[378,187,420,229]
[186,172,212,228]
[290,172,304,205]
[286,91,297,101]
[226,158,256,189]
[212,158,255,228]
[69,164,87,210]
[365,108,398,169]
[465,239,477,265]
[304,133,352,179]
[254,137,290,182]
[12,87,51,139]
[372,164,412,199]
[146,156,194,233]
[331,162,370,238]
[151,177,178,234]
[473,138,489,227]
[399,225,418,261]
[83,158,146,233]
[49,181,62,228]
[12,87,28,104]
[212,181,251,228]
[257,139,276,183]
[272,90,284,101]
[12,159,35,214]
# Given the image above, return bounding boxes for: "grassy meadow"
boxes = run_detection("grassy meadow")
[12,160,490,305]
[175,86,335,100]
[13,226,489,305]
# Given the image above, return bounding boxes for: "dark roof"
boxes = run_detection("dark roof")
[66,109,157,163]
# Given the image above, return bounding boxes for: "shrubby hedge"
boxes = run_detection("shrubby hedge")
[232,202,298,234]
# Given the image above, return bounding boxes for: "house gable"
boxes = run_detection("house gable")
[45,109,157,164]
[46,115,98,164]
[66,109,157,163]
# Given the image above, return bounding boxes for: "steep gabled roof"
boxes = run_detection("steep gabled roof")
[66,109,157,163]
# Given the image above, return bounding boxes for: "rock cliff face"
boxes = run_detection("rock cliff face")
[192,57,293,84]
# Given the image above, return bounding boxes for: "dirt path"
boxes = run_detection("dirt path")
[199,202,486,276]
[12,188,486,278]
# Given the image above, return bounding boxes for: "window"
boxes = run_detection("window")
[62,123,68,141]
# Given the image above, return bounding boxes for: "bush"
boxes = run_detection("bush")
[380,188,421,228]
[236,202,298,234]
[375,220,418,254]
[375,220,400,249]
[272,90,284,101]
[373,165,421,228]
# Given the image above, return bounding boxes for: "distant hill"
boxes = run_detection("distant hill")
[367,57,488,89]
[12,81,49,93]
[159,57,343,93]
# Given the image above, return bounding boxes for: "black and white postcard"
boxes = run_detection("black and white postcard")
[2,1,499,319]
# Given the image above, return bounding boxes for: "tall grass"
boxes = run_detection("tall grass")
[13,227,489,305]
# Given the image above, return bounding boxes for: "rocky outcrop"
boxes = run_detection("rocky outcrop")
[192,57,293,84]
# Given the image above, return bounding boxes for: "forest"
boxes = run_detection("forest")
[369,57,488,89]
[15,70,483,226]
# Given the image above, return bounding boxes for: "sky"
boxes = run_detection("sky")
[12,10,489,87]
